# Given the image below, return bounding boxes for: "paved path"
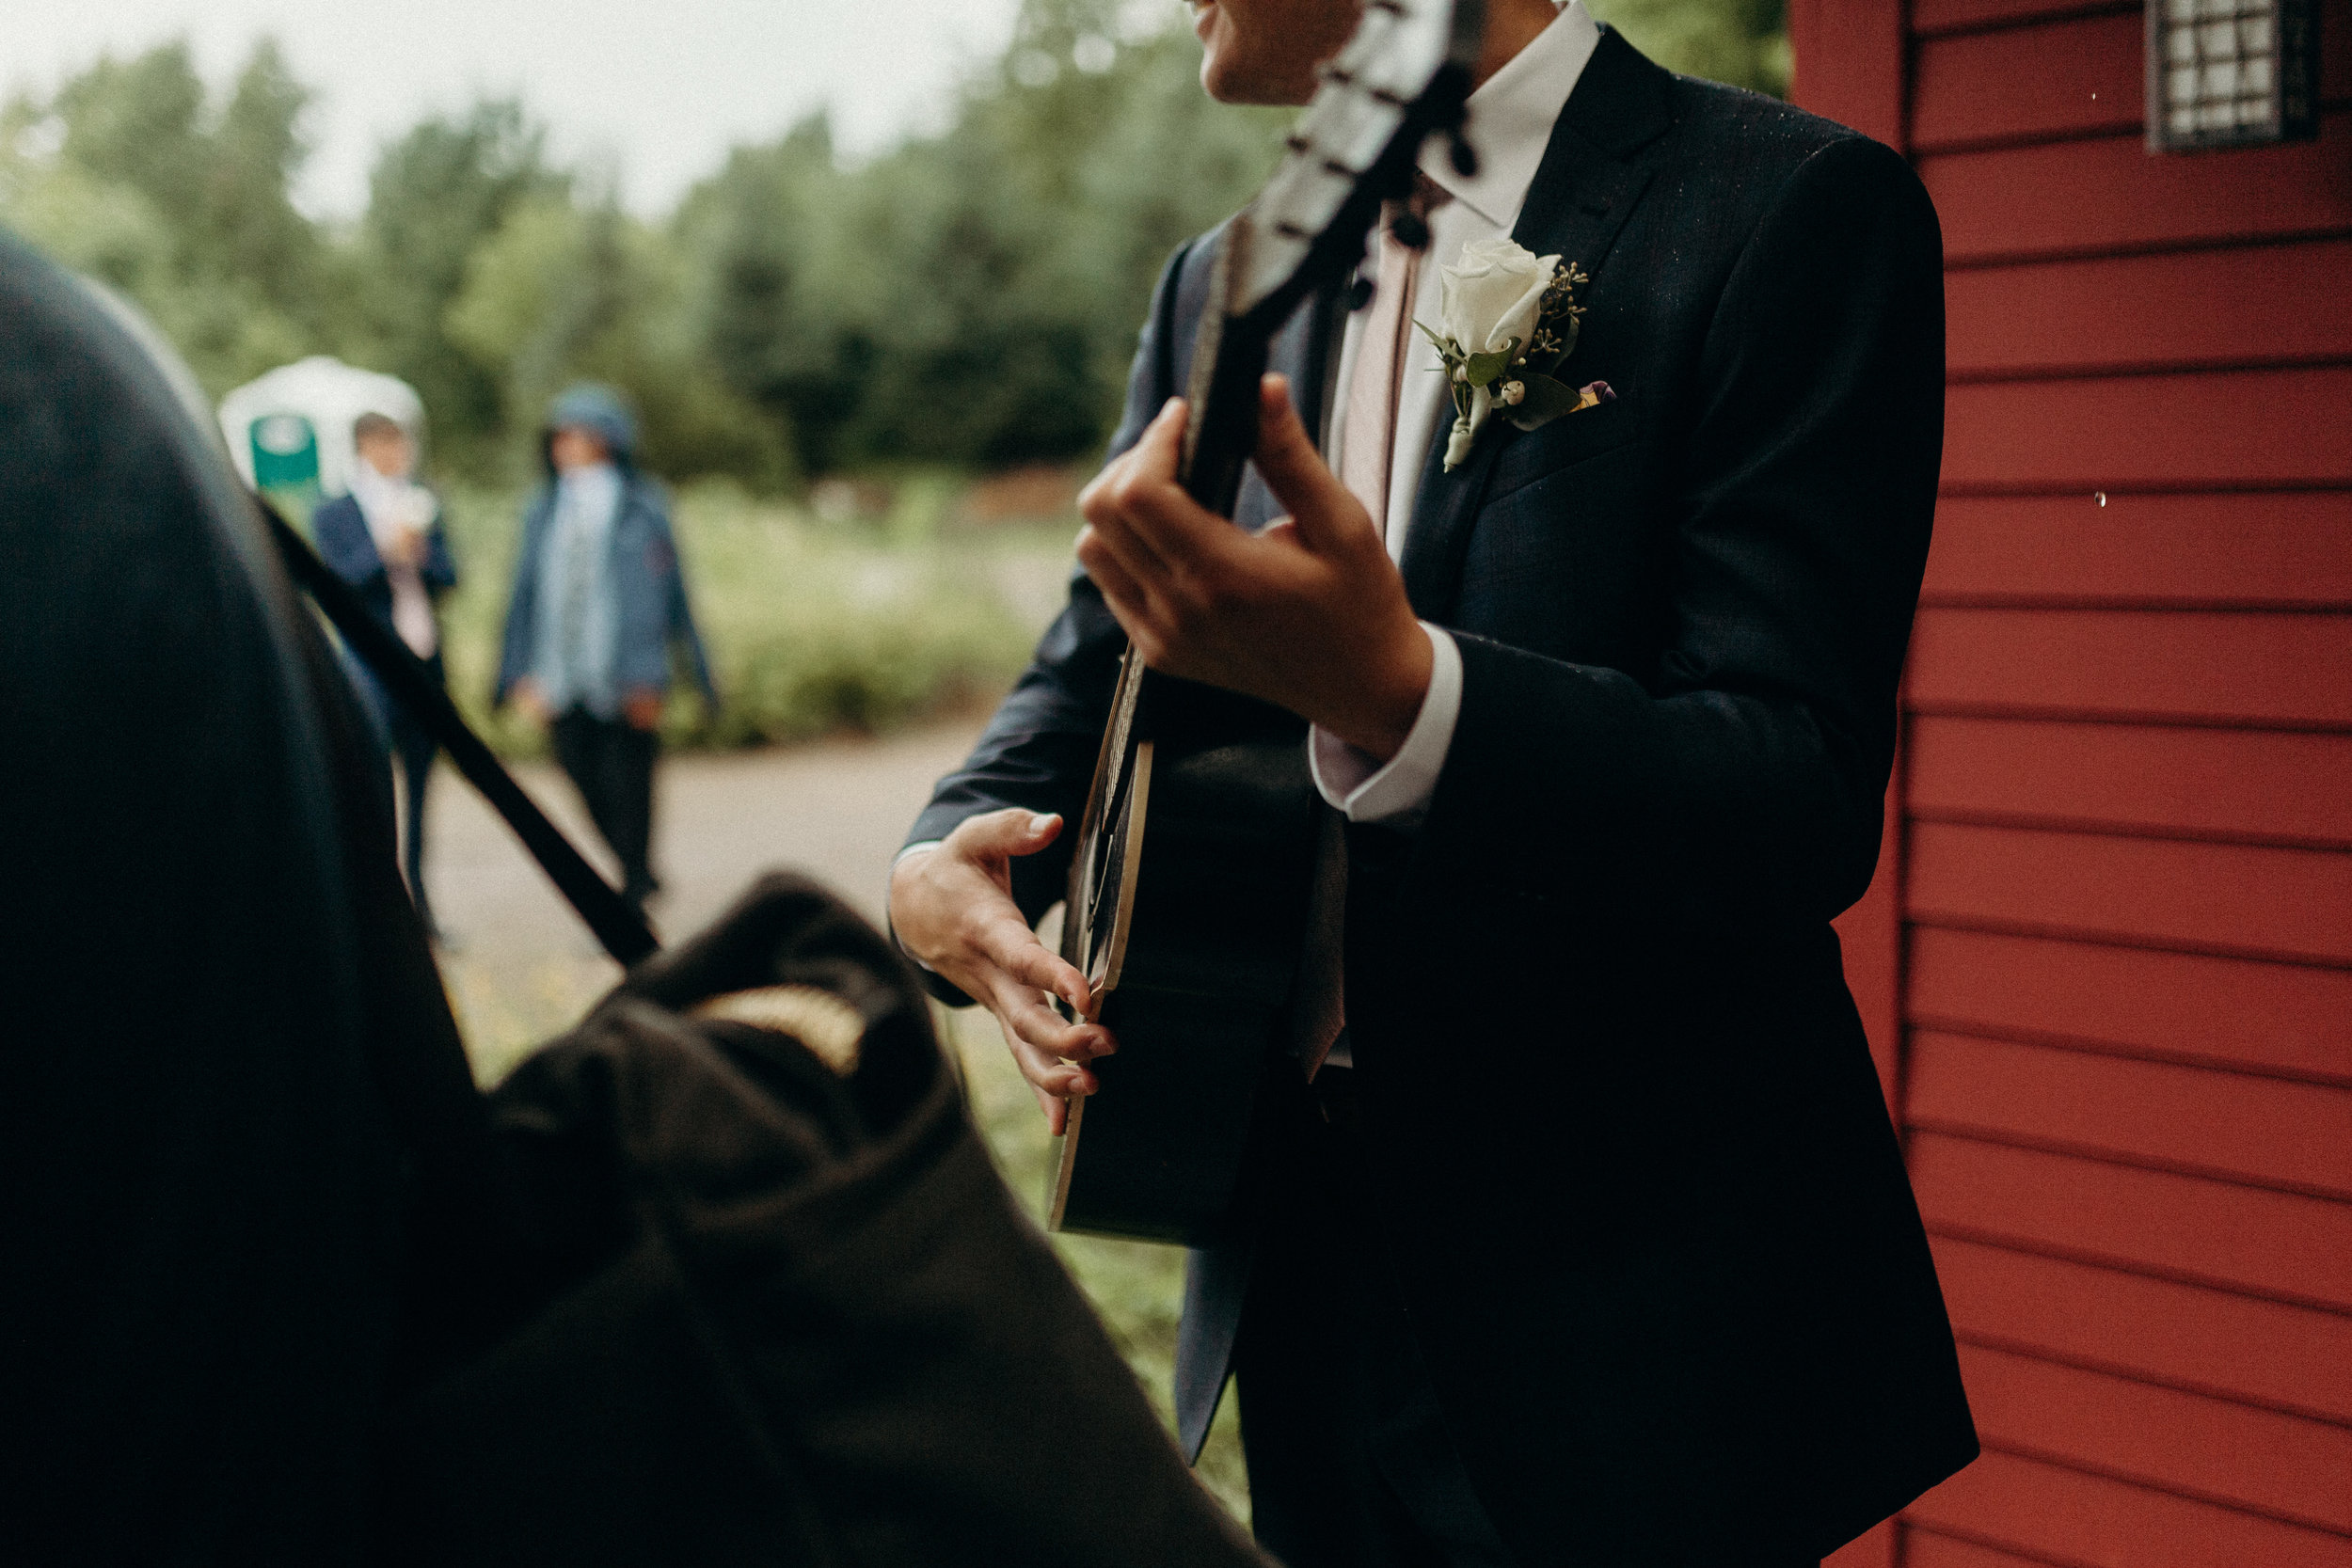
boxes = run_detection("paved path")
[424,719,984,1076]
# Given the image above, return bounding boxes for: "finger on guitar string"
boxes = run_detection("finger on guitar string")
[1092,397,1253,590]
[992,984,1103,1115]
[1073,525,1157,634]
[1076,402,1184,581]
[990,930,1106,1037]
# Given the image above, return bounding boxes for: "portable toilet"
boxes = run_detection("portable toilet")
[217,356,425,527]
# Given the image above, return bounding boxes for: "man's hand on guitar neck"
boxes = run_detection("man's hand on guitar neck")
[890,808,1114,1133]
[1076,373,1434,763]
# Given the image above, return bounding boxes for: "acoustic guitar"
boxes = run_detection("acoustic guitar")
[1049,0,1487,1244]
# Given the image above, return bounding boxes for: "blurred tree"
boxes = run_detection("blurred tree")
[0,0,1787,481]
[1,39,328,394]
[678,117,858,476]
[1589,0,1789,95]
[357,100,566,472]
[450,191,789,486]
[681,0,1287,474]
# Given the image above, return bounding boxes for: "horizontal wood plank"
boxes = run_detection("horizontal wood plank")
[1924,111,2352,266]
[1907,718,2352,847]
[1957,1342,2352,1532]
[1913,9,2142,150]
[1911,1132,2352,1308]
[1943,366,2352,492]
[1822,1520,1896,1568]
[1933,1236,2352,1423]
[1906,1447,2352,1568]
[1908,1031,2352,1196]
[1907,927,2352,1085]
[1907,821,2352,966]
[1946,240,2352,379]
[1900,1533,2058,1568]
[1906,609,2352,729]
[1922,492,2352,609]
[1911,0,2133,38]
[1915,7,2352,152]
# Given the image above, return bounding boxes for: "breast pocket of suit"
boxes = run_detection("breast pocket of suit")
[1478,382,1645,509]
[1455,424,1667,665]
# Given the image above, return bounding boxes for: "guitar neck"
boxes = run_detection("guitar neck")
[1177,215,1281,518]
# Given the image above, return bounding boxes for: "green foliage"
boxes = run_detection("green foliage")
[432,483,1056,760]
[1589,0,1790,96]
[682,1,1289,475]
[355,99,566,473]
[2,40,332,395]
[1,0,1788,484]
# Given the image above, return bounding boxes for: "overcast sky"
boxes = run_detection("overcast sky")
[3,0,1058,219]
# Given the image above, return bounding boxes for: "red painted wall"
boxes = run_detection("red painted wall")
[1792,2,2352,1564]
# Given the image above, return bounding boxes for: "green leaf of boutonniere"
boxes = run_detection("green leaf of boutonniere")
[1460,343,1519,388]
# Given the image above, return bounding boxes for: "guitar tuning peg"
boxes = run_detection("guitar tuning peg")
[1450,132,1479,179]
[1344,276,1376,312]
[1389,208,1431,251]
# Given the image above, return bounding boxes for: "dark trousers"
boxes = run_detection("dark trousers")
[549,706,659,908]
[1233,1067,1519,1568]
[1233,1068,1821,1568]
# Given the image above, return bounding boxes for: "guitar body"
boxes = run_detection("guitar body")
[1042,0,1486,1245]
[1051,673,1316,1243]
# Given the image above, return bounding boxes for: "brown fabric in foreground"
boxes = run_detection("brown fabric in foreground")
[383,873,1272,1568]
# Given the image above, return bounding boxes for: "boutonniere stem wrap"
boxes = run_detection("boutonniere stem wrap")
[1419,238,1613,470]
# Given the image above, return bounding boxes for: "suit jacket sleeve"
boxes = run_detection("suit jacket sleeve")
[901,237,1200,928]
[421,499,458,593]
[1410,137,1944,934]
[310,496,381,589]
[494,496,549,705]
[662,509,719,706]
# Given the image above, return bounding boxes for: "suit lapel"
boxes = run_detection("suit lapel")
[1399,27,1674,621]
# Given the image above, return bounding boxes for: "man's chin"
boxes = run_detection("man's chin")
[1199,54,1317,107]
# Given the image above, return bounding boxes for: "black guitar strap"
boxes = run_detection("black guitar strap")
[261,500,661,967]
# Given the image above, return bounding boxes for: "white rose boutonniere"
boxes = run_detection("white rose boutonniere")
[1419,239,1614,470]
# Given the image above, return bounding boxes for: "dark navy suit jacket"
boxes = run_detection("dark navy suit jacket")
[906,31,1977,1561]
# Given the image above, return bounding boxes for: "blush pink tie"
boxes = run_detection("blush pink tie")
[1295,184,1448,1080]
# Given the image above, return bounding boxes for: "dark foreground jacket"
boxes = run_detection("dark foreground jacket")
[0,228,1264,1568]
[907,28,1978,1563]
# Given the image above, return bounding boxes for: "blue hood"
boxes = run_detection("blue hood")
[542,382,638,471]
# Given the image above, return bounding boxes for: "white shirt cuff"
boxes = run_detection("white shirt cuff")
[1308,623,1461,831]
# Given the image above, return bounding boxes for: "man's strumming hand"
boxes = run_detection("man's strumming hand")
[889,809,1114,1133]
[1075,374,1433,762]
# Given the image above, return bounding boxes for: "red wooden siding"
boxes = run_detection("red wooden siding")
[1924,492,2352,610]
[1798,0,2352,1560]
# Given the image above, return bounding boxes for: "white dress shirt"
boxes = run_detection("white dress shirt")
[1308,0,1600,830]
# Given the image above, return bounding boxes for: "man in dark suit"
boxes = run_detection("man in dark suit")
[891,2,1978,1561]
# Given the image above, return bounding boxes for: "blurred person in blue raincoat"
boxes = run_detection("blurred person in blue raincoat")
[496,384,715,917]
[313,410,457,938]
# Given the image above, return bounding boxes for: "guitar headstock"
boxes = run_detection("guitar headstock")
[1176,0,1486,513]
[1232,0,1487,326]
